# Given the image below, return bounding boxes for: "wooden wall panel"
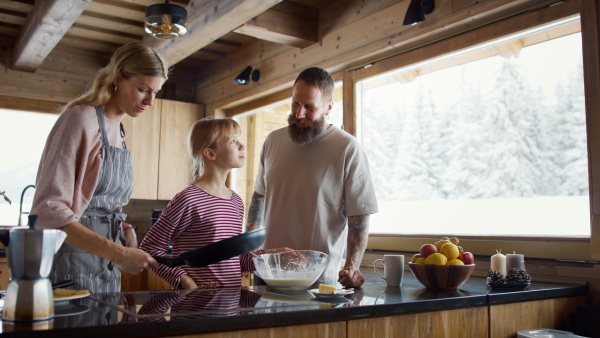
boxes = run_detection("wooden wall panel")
[347,307,488,338]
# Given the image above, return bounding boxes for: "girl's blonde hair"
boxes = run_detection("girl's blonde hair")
[61,42,169,113]
[189,117,242,180]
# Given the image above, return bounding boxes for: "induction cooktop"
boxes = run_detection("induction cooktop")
[90,287,330,321]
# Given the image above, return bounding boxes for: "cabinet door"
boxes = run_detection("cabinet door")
[158,100,204,200]
[121,101,162,199]
[0,258,9,290]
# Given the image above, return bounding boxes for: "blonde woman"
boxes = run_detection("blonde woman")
[140,117,291,290]
[31,42,164,293]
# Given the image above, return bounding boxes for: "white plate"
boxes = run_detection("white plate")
[54,292,89,304]
[308,288,354,299]
[54,303,89,317]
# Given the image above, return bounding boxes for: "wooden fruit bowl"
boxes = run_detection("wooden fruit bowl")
[408,262,475,290]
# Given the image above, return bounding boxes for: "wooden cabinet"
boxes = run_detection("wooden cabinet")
[122,101,161,200]
[0,257,8,290]
[347,307,489,338]
[121,270,170,292]
[122,99,204,200]
[489,297,585,338]
[157,100,203,200]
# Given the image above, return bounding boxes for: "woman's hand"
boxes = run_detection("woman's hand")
[114,246,158,276]
[122,222,138,248]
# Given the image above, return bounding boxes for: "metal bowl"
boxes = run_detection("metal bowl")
[253,250,329,290]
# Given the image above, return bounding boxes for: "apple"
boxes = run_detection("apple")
[420,243,437,258]
[458,252,475,265]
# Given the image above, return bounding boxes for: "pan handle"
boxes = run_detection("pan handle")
[153,255,183,268]
[52,280,75,289]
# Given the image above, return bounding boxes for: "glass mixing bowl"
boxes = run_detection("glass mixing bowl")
[253,250,329,290]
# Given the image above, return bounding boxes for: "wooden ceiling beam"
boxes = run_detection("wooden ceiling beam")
[75,13,145,37]
[11,0,92,72]
[0,12,26,25]
[144,0,284,66]
[118,0,188,7]
[84,0,146,22]
[234,1,318,49]
[69,25,140,45]
[0,0,33,13]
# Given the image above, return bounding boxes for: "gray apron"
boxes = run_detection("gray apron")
[51,106,133,294]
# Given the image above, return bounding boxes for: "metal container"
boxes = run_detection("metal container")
[0,218,67,322]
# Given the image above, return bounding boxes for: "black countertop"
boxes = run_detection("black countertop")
[0,273,587,337]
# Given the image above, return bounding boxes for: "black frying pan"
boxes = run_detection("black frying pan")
[152,228,266,268]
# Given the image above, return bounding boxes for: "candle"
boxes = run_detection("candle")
[491,250,506,278]
[506,253,525,271]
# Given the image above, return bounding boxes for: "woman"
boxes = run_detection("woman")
[31,42,163,293]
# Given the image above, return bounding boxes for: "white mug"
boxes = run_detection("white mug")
[374,255,404,287]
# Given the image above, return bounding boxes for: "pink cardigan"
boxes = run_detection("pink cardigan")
[31,105,125,229]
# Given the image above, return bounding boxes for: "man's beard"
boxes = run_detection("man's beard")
[287,115,326,146]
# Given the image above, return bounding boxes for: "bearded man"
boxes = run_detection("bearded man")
[246,67,378,288]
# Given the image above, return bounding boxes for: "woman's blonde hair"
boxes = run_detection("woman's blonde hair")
[189,117,242,180]
[61,42,169,113]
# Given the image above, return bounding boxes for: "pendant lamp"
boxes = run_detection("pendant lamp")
[145,0,188,39]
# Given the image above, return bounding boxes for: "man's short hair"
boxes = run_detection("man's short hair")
[294,67,334,102]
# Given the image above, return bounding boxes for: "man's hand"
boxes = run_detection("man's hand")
[338,266,365,288]
[246,192,265,232]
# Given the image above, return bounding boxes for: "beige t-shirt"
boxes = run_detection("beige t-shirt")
[254,125,378,284]
[32,105,124,229]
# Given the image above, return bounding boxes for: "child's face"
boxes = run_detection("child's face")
[213,133,245,169]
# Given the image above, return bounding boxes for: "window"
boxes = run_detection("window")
[0,109,59,225]
[358,17,589,238]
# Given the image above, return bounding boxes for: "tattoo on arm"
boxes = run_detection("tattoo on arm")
[345,214,370,268]
[246,191,265,232]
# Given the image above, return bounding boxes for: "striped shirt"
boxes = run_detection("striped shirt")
[140,184,254,289]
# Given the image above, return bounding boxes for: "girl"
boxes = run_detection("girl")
[31,42,163,293]
[140,117,290,289]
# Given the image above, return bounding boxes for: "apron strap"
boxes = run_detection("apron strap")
[95,106,110,149]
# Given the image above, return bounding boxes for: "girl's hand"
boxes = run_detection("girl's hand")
[180,275,199,291]
[122,223,138,248]
[262,247,294,254]
[198,281,219,289]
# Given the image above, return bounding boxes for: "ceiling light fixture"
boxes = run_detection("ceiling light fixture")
[145,0,188,39]
[233,66,260,85]
[402,0,435,26]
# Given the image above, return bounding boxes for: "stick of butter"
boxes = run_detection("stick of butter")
[318,284,337,293]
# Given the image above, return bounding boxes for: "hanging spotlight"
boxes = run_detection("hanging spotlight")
[145,0,188,39]
[403,0,435,26]
[233,66,261,85]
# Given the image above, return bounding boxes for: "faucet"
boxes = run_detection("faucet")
[18,185,36,226]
